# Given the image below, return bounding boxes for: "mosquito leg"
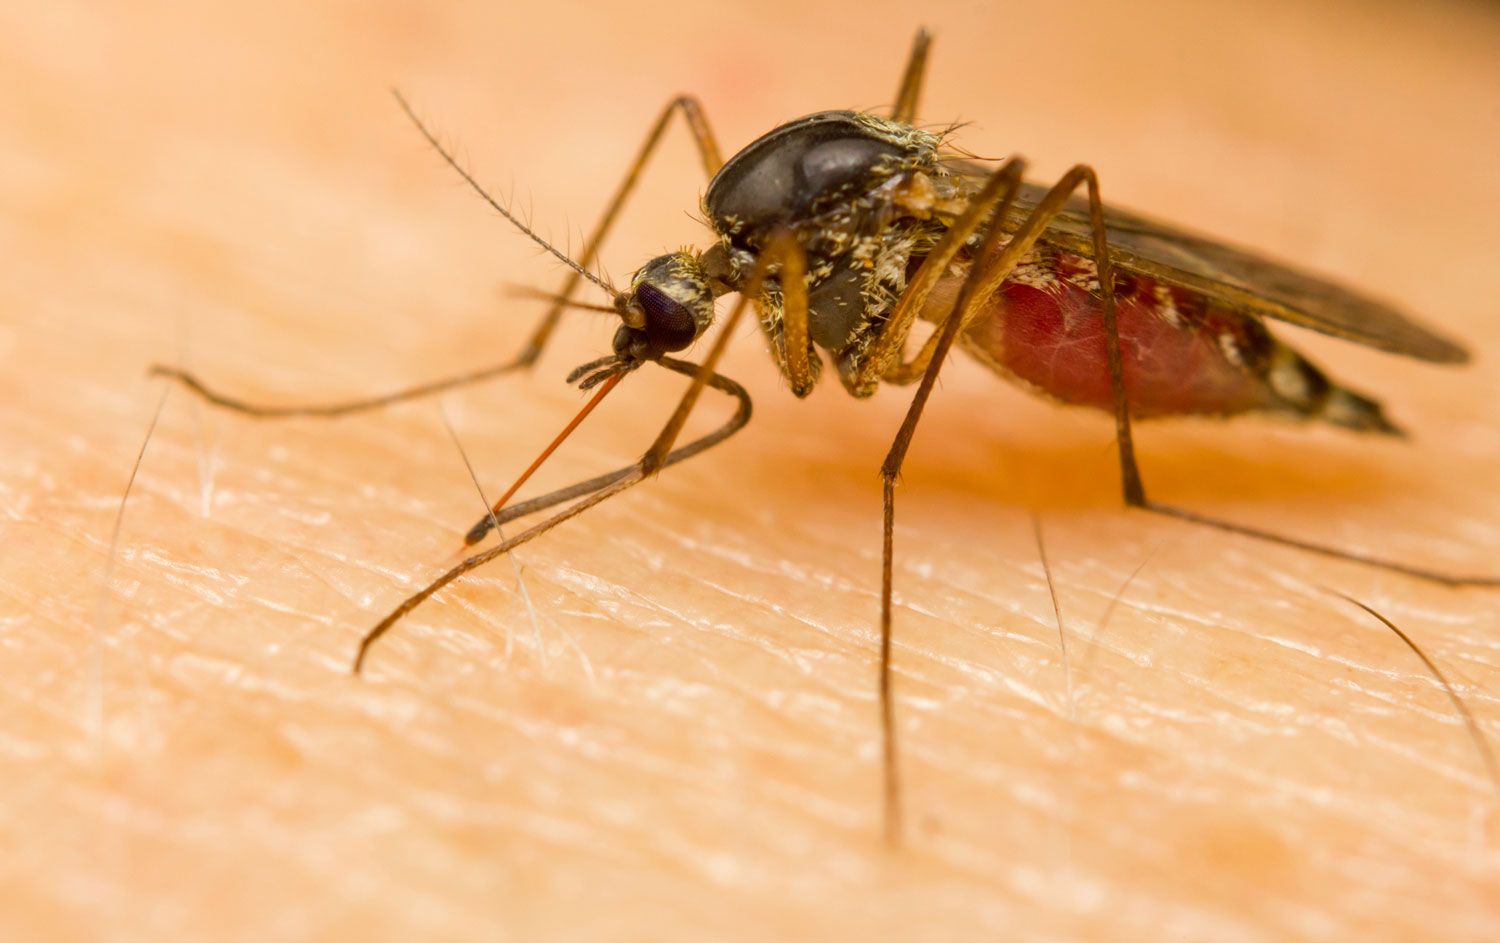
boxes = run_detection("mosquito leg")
[841,157,1027,396]
[1062,172,1500,587]
[149,353,540,419]
[356,468,640,674]
[463,358,751,543]
[891,29,933,125]
[639,234,804,473]
[155,97,724,420]
[512,95,724,359]
[466,230,810,543]
[353,364,750,674]
[873,162,1037,844]
[357,238,808,672]
[396,89,722,362]
[1137,503,1500,587]
[874,161,1143,842]
[758,223,817,397]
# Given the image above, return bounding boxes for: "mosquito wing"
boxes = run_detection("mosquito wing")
[966,168,1469,364]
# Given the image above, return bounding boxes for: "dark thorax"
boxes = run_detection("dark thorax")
[698,110,967,395]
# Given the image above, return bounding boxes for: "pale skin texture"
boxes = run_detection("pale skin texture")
[3,0,1500,939]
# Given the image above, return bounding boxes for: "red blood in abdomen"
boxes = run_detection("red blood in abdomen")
[961,279,1275,419]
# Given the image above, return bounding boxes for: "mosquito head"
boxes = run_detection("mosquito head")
[611,251,718,363]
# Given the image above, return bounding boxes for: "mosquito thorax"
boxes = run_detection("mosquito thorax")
[703,110,940,251]
[694,110,955,371]
[611,251,718,362]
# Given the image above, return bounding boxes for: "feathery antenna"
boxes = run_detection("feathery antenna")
[392,89,617,299]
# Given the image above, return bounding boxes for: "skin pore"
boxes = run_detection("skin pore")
[4,0,1498,938]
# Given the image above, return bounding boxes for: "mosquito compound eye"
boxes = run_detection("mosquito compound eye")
[635,280,699,353]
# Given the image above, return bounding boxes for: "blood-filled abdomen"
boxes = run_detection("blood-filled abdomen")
[934,247,1398,433]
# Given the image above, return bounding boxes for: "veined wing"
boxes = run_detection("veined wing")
[951,164,1469,364]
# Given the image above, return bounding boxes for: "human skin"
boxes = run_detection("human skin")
[3,0,1499,939]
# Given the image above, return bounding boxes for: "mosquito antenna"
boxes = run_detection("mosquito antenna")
[392,89,616,299]
[1324,590,1500,803]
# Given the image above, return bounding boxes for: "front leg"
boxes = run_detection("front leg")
[748,242,821,398]
[360,232,811,672]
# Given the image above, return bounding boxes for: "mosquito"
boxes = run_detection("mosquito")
[153,30,1496,843]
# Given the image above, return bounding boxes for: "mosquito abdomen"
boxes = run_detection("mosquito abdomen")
[940,249,1402,434]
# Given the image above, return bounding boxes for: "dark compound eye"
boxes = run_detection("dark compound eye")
[636,281,698,353]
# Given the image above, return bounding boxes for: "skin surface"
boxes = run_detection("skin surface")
[3,0,1499,939]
